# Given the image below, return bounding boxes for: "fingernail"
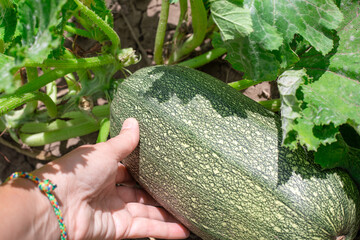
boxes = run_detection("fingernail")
[121,118,134,130]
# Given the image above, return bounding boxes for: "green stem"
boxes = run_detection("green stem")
[154,0,170,65]
[20,120,100,146]
[21,118,85,133]
[172,0,188,47]
[20,105,109,133]
[26,67,38,81]
[47,80,57,102]
[19,105,110,146]
[0,68,74,116]
[64,24,93,39]
[228,79,268,91]
[16,68,75,94]
[43,68,57,103]
[74,9,94,31]
[177,47,227,68]
[0,91,57,117]
[23,67,38,114]
[64,73,81,95]
[258,99,281,112]
[23,54,116,69]
[62,104,109,119]
[96,118,110,143]
[168,0,207,64]
[73,0,120,52]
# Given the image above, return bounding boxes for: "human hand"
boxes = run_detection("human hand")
[35,118,189,240]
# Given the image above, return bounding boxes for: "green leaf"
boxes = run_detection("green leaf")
[244,0,282,51]
[315,134,360,186]
[278,0,360,151]
[274,43,299,69]
[244,0,343,54]
[0,0,68,92]
[0,5,18,53]
[212,0,343,81]
[223,37,280,81]
[0,53,19,93]
[210,0,253,40]
[302,72,360,128]
[277,69,306,147]
[292,115,339,151]
[297,0,360,140]
[15,0,68,62]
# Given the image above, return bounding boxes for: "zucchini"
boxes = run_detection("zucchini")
[110,65,360,239]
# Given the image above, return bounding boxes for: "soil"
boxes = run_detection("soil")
[0,1,279,239]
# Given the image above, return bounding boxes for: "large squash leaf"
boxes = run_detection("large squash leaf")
[278,0,360,184]
[16,0,68,62]
[210,0,253,40]
[211,0,343,81]
[279,0,360,150]
[0,0,67,93]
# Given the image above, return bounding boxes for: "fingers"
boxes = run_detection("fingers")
[124,217,189,239]
[100,118,139,162]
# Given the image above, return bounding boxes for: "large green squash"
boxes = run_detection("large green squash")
[110,65,360,239]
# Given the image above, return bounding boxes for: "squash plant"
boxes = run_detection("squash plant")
[0,0,140,149]
[0,0,359,186]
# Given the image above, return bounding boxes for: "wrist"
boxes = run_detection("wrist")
[32,164,71,238]
[0,177,60,240]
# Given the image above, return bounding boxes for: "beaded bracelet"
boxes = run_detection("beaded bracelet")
[5,172,68,240]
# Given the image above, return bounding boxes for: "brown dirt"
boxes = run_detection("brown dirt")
[0,1,279,239]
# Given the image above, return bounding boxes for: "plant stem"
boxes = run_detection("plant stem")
[96,118,110,143]
[20,105,109,133]
[20,120,100,146]
[228,79,268,91]
[23,54,116,69]
[64,24,93,39]
[73,9,93,30]
[16,68,75,94]
[177,47,227,68]
[0,91,57,117]
[258,99,281,112]
[62,104,109,119]
[172,0,188,47]
[42,68,57,104]
[21,118,85,133]
[26,67,38,81]
[154,0,170,65]
[19,105,110,146]
[62,73,81,102]
[0,68,74,116]
[73,0,120,52]
[23,67,38,114]
[168,0,207,64]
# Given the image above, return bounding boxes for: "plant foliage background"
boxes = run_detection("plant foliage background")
[0,0,359,186]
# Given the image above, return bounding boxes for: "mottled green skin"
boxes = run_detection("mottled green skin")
[110,66,360,239]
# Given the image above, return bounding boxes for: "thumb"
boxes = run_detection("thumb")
[103,118,140,161]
